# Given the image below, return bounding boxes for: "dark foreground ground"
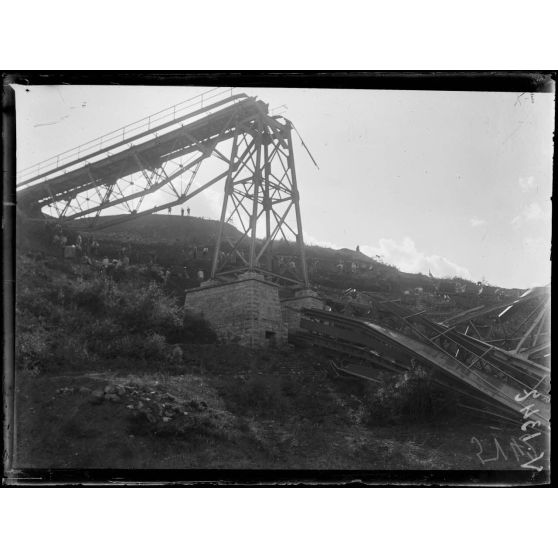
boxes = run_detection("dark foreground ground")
[13,344,546,472]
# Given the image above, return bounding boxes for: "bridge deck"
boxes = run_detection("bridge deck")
[298,308,550,424]
[17,94,266,211]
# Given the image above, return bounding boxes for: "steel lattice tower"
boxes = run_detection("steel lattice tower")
[16,89,310,286]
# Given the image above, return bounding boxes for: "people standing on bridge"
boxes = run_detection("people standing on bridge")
[181,208,184,217]
[168,207,172,215]
[187,207,191,216]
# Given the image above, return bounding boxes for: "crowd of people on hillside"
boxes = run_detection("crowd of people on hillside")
[43,218,501,304]
[49,223,100,262]
[45,220,215,287]
[46,222,138,280]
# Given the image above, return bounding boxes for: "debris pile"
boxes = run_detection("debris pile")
[293,287,550,426]
[56,375,232,432]
[92,379,211,423]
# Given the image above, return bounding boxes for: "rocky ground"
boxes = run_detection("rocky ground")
[13,347,540,471]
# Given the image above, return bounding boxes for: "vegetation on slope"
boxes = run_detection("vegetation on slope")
[11,215,533,471]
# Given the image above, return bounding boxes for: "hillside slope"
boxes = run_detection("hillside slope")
[72,214,520,307]
[12,218,543,472]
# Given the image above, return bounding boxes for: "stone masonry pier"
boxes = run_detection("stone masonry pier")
[184,272,288,347]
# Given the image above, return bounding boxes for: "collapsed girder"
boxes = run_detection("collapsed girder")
[295,307,550,425]
[440,286,551,365]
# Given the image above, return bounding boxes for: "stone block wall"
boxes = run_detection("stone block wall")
[184,272,287,347]
[280,289,326,331]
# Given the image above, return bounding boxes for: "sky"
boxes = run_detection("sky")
[13,84,554,289]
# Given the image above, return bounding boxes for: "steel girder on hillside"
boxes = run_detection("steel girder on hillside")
[307,287,550,422]
[440,286,551,365]
[16,89,309,285]
[297,306,550,426]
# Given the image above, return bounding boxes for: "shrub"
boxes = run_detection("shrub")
[16,286,65,323]
[106,282,183,339]
[363,369,439,425]
[179,312,218,344]
[71,279,108,315]
[15,328,50,374]
[143,332,168,360]
[225,376,290,418]
[15,257,218,372]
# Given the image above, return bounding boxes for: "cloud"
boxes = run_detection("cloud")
[470,217,486,228]
[519,176,537,193]
[361,237,471,279]
[511,201,549,227]
[303,231,341,250]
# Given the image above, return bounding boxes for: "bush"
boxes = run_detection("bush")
[107,282,183,337]
[143,332,168,360]
[179,312,218,344]
[71,279,108,315]
[15,259,218,371]
[16,285,65,324]
[363,369,438,425]
[15,327,50,374]
[225,376,290,418]
[71,278,216,353]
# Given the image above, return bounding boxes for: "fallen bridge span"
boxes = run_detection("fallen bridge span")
[293,307,550,425]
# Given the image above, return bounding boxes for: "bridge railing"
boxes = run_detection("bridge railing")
[17,87,235,185]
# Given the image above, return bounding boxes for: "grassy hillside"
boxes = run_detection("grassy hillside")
[12,214,539,472]
[54,213,516,299]
[79,214,243,245]
[15,249,527,470]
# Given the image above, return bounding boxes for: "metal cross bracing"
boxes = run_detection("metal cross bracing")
[297,305,550,425]
[17,91,254,220]
[306,287,550,423]
[208,110,308,285]
[16,87,235,186]
[17,89,310,286]
[439,286,551,366]
[362,294,550,419]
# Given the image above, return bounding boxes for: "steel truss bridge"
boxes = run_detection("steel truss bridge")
[17,88,309,285]
[440,286,551,367]
[294,299,550,426]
